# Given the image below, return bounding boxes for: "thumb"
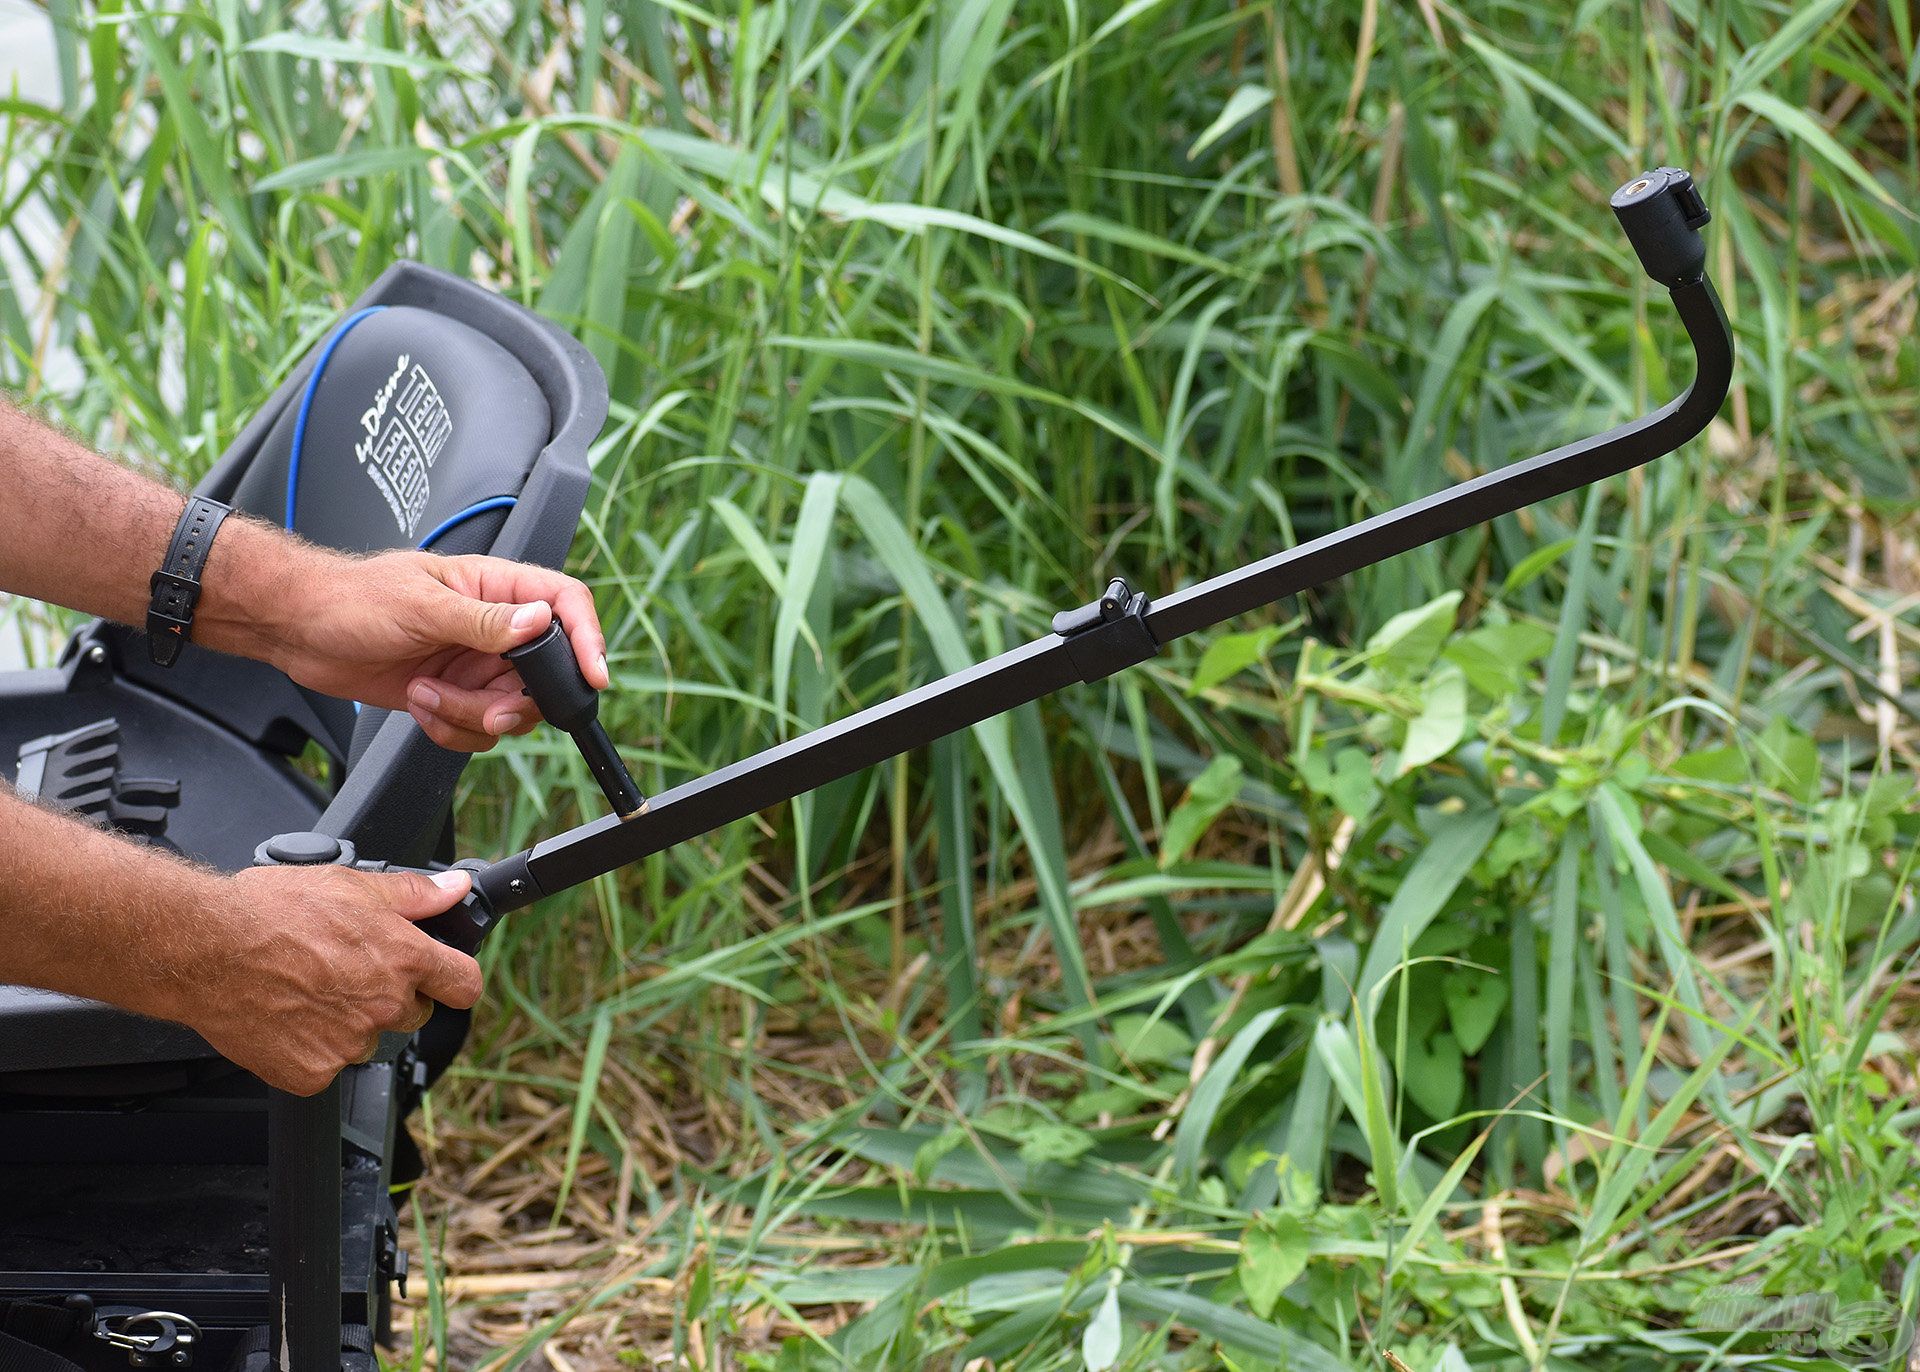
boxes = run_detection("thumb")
[370,867,471,919]
[435,586,552,655]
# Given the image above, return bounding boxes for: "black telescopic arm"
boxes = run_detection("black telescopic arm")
[456,167,1733,923]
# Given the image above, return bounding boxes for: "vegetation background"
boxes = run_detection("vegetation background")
[3,1,1918,1368]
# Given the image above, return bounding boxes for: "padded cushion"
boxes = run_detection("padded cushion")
[230,305,551,551]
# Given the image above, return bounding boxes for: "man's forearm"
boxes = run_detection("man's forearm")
[0,781,489,1094]
[0,397,339,666]
[0,783,223,1023]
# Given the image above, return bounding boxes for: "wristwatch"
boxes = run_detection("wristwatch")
[147,496,233,667]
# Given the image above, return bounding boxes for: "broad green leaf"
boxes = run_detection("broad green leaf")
[1443,972,1508,1054]
[1018,1122,1095,1166]
[1174,1007,1285,1182]
[1190,623,1289,693]
[1444,621,1555,697]
[1367,591,1462,678]
[1299,746,1381,821]
[1238,1212,1310,1318]
[1160,754,1244,867]
[771,472,841,721]
[1083,1286,1122,1371]
[1402,1032,1463,1119]
[1399,665,1467,774]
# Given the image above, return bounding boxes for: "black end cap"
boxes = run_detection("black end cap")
[1611,167,1710,287]
[504,619,599,734]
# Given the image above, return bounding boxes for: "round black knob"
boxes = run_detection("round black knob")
[255,831,350,866]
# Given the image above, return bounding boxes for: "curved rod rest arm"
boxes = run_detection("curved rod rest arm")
[474,173,1735,916]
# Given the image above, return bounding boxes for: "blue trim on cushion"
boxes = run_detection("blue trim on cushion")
[416,495,519,550]
[285,305,388,529]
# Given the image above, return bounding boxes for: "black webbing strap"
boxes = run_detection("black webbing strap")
[0,1296,89,1372]
[0,1329,83,1372]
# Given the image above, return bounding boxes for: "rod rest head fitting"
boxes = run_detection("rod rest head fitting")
[505,620,600,734]
[1611,167,1711,287]
[1052,577,1158,683]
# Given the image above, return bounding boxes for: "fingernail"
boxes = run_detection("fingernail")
[410,682,441,710]
[595,652,608,683]
[494,711,523,734]
[510,603,545,634]
[431,870,470,893]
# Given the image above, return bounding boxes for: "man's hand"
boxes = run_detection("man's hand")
[256,549,611,752]
[0,401,611,753]
[175,865,485,1096]
[0,787,488,1097]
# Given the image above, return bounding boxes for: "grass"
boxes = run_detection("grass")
[3,1,1919,1368]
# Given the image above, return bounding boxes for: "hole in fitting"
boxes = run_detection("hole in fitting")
[1626,178,1651,195]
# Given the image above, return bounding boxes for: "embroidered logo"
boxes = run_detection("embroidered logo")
[355,353,453,537]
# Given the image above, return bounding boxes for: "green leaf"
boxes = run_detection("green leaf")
[1367,592,1462,678]
[912,1126,966,1181]
[1503,537,1575,595]
[1083,1286,1123,1371]
[840,201,1126,291]
[1402,1032,1464,1119]
[1443,972,1509,1054]
[254,144,435,193]
[1357,806,1501,1007]
[1735,90,1899,207]
[1459,31,1631,158]
[1159,755,1243,867]
[1190,623,1288,693]
[771,472,841,721]
[551,1005,613,1224]
[1175,1007,1286,1183]
[1018,1122,1095,1167]
[1238,1212,1310,1318]
[708,497,784,591]
[1300,746,1382,822]
[1187,82,1273,160]
[239,31,456,71]
[1399,666,1467,774]
[1444,621,1556,697]
[1107,1014,1192,1069]
[1670,744,1744,785]
[1757,714,1820,798]
[840,477,1096,1018]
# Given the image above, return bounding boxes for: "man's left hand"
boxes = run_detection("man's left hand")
[273,551,610,751]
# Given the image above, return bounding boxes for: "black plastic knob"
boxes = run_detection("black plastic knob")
[503,619,646,818]
[504,622,600,734]
[255,831,352,866]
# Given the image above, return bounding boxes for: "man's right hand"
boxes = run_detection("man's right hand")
[172,865,485,1096]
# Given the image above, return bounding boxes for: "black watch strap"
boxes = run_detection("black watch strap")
[147,496,233,667]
